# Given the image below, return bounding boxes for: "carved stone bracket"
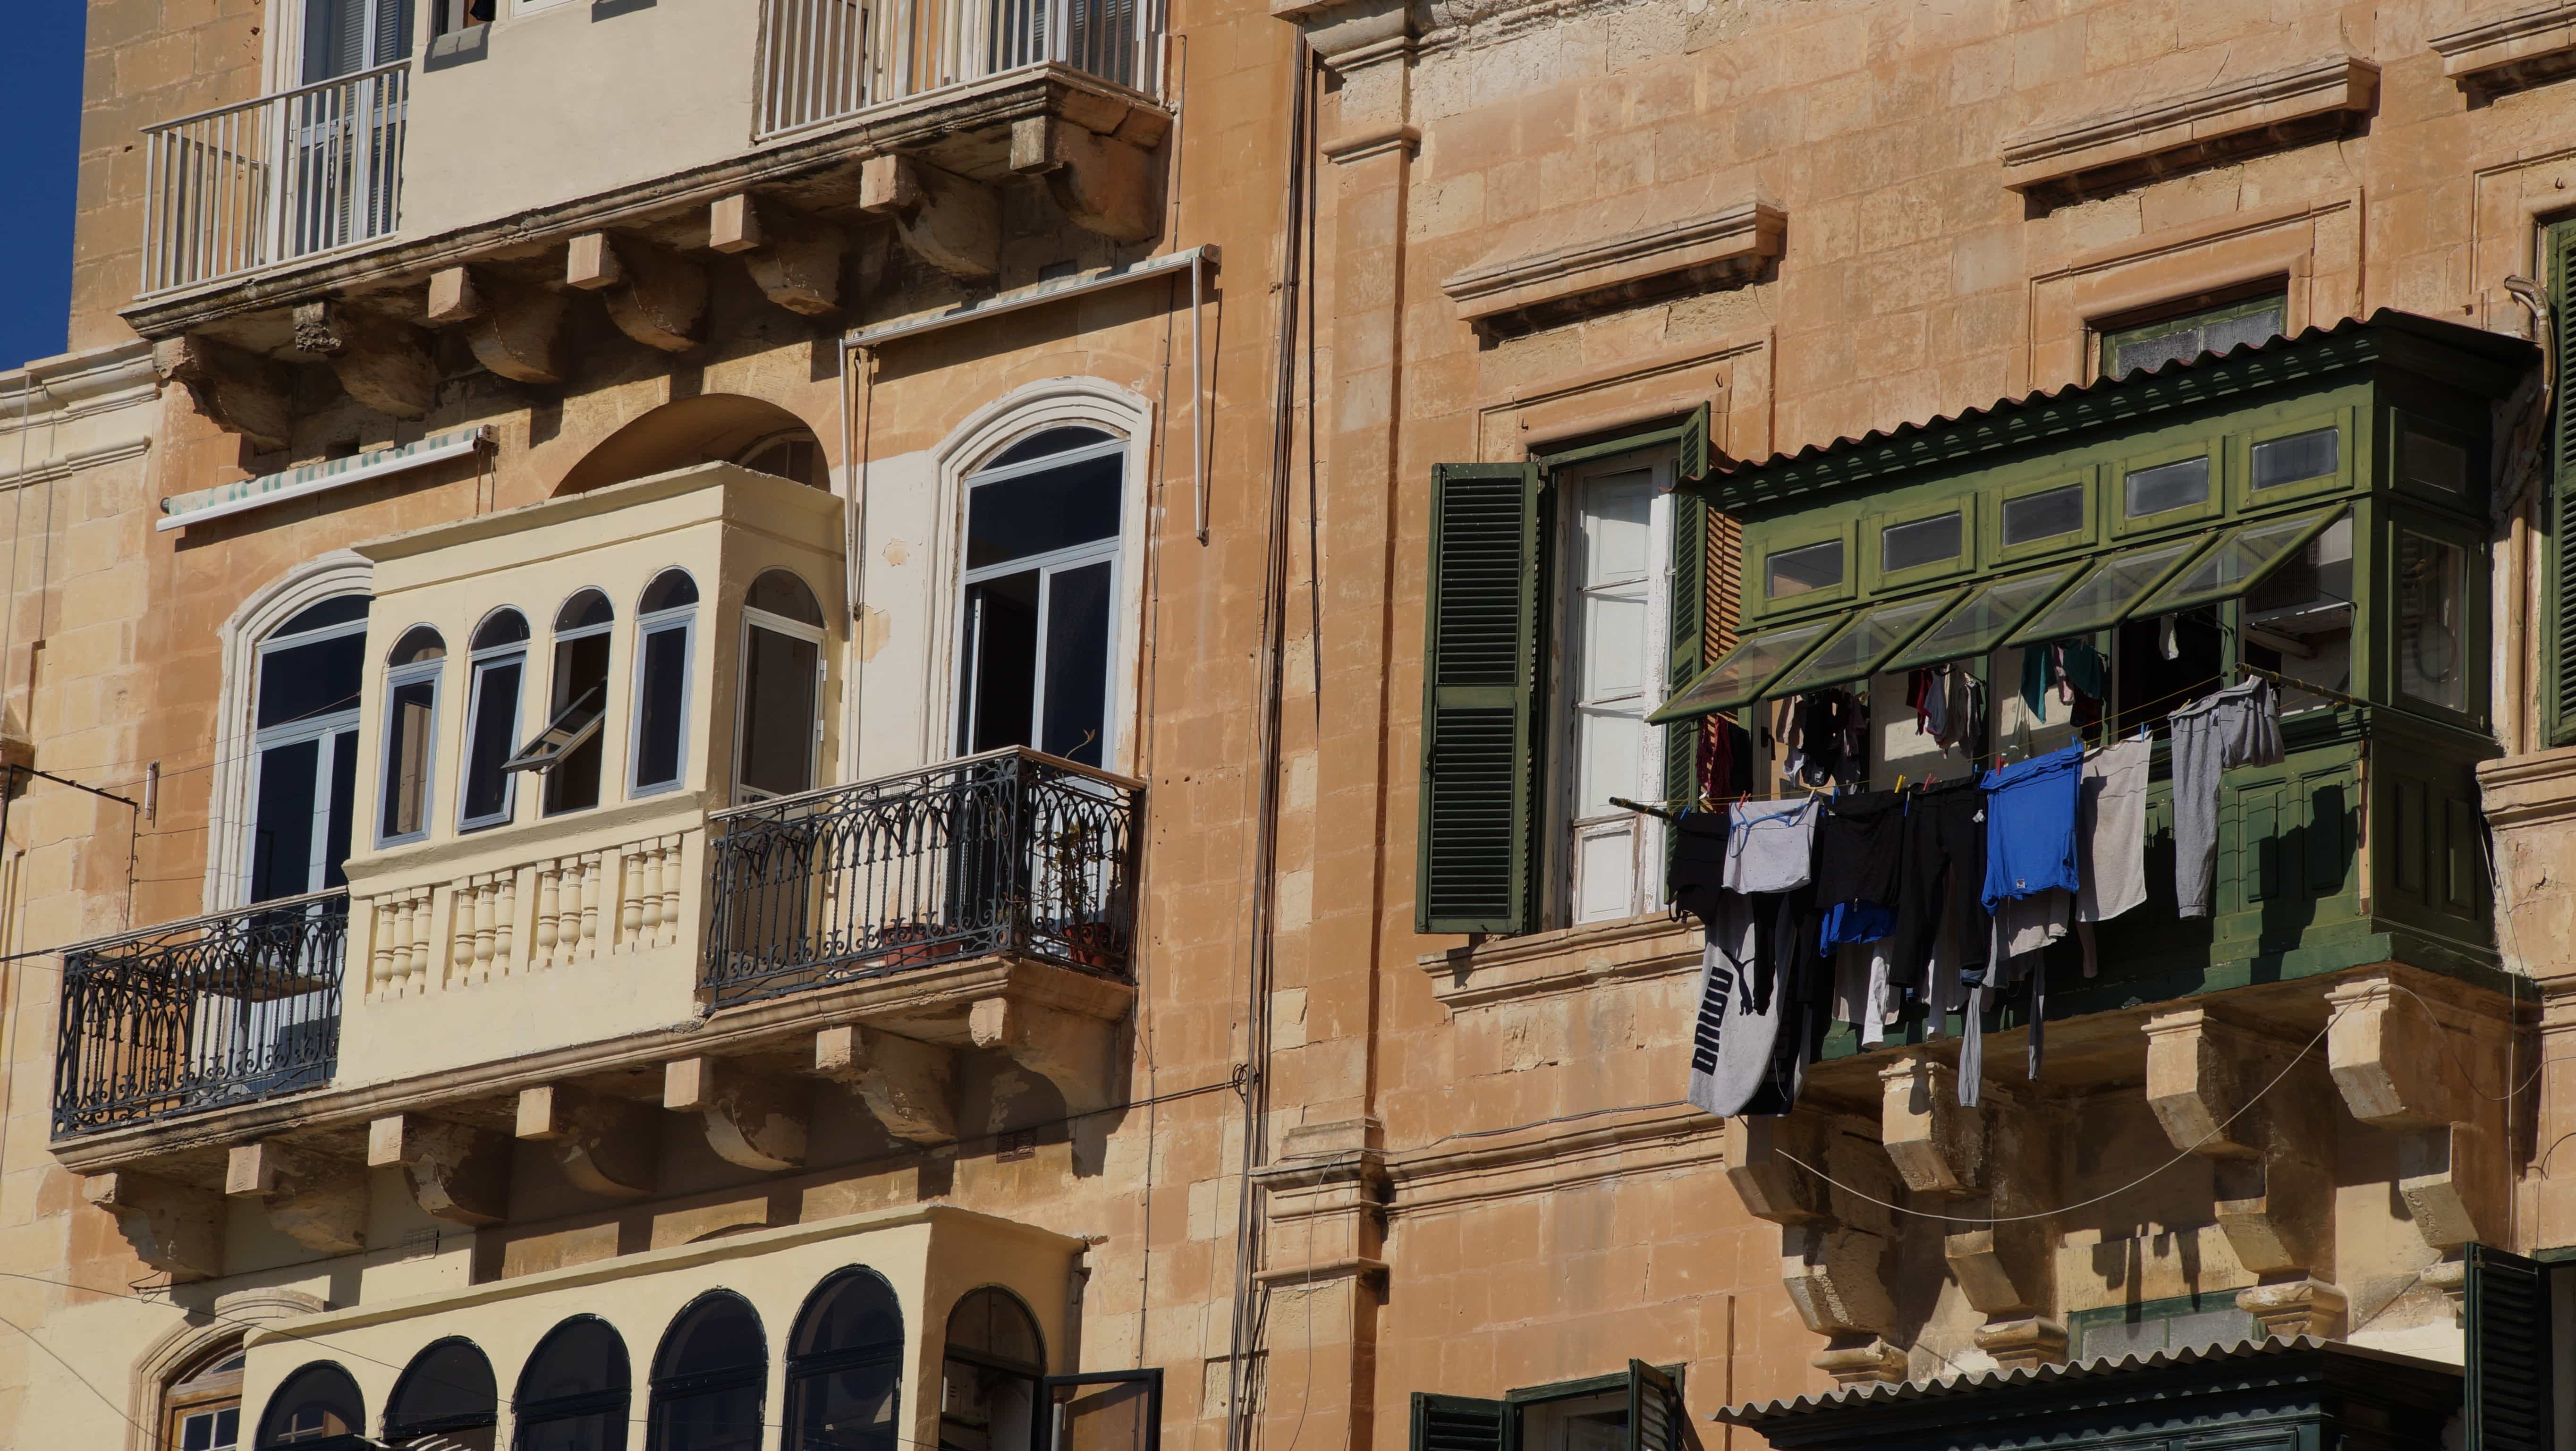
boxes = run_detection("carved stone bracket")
[860,156,999,282]
[85,1171,223,1282]
[814,1023,956,1144]
[666,1055,809,1171]
[1726,1112,1908,1387]
[227,1140,368,1255]
[1971,1316,2068,1373]
[970,995,1116,1115]
[1880,1052,1985,1196]
[2239,1276,2349,1340]
[368,1113,511,1226]
[568,232,707,353]
[427,266,568,385]
[2145,1007,2339,1289]
[2324,973,2512,1252]
[517,1083,659,1198]
[153,336,293,452]
[710,194,873,317]
[292,299,438,419]
[1008,117,1160,242]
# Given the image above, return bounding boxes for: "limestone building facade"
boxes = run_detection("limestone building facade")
[6,0,2576,1449]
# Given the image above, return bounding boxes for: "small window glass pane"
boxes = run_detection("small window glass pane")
[748,570,825,626]
[1767,591,1956,696]
[1649,619,1834,722]
[258,631,366,730]
[2101,294,2288,378]
[634,622,689,792]
[389,626,445,667]
[472,610,530,651]
[2398,530,2469,713]
[2399,427,2467,494]
[2009,538,2206,643]
[642,569,700,614]
[988,426,1114,470]
[2133,509,2339,614]
[1881,512,1961,573]
[1041,561,1114,766]
[557,589,613,632]
[2124,456,2210,518]
[381,676,436,839]
[461,659,523,825]
[2001,485,2085,546]
[1765,539,1844,598]
[1881,566,2078,672]
[2252,428,2338,490]
[740,625,820,797]
[274,596,370,638]
[966,453,1123,569]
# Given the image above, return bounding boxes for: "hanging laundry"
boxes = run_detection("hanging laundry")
[1979,742,2085,928]
[1789,689,1864,787]
[2058,641,2106,705]
[2019,642,2056,721]
[2170,675,2286,917]
[1892,775,1990,989]
[1726,796,1820,894]
[2075,734,2152,975]
[1686,885,1818,1117]
[1695,715,1751,805]
[1814,789,1906,949]
[1936,668,1984,754]
[1668,808,1732,925]
[1909,668,1941,737]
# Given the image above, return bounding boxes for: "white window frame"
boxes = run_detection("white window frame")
[375,638,444,848]
[535,594,618,817]
[457,621,529,833]
[245,602,371,903]
[735,602,827,805]
[1549,449,1675,929]
[950,432,1128,768]
[629,596,697,799]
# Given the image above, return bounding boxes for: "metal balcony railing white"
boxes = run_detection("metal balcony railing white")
[755,0,1162,141]
[138,61,411,297]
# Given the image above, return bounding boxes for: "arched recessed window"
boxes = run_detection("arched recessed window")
[502,589,615,816]
[956,427,1122,769]
[514,1315,631,1451]
[384,1337,497,1450]
[632,570,700,797]
[163,1341,246,1451]
[647,1290,767,1451]
[736,430,827,489]
[458,609,529,832]
[786,1268,903,1451]
[737,570,825,802]
[250,594,371,901]
[378,627,446,847]
[940,1288,1044,1451]
[255,1362,364,1448]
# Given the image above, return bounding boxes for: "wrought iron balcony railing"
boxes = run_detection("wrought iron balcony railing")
[755,0,1162,140]
[139,61,409,297]
[703,748,1141,1010]
[52,890,349,1137]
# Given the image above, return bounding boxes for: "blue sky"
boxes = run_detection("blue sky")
[0,0,87,371]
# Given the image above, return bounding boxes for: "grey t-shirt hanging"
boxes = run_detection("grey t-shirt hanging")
[1726,797,1820,893]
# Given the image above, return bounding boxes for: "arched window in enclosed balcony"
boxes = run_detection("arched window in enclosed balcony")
[383,1337,498,1450]
[161,1341,246,1451]
[939,1288,1044,1451]
[514,1315,631,1451]
[631,569,699,797]
[737,570,825,802]
[500,588,615,816]
[249,594,371,901]
[785,1267,904,1451]
[956,427,1123,769]
[646,1290,767,1451]
[458,609,529,832]
[378,626,445,847]
[255,1362,365,1448]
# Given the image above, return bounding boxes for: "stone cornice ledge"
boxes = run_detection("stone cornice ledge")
[2478,742,2576,830]
[1383,1103,1718,1217]
[1418,912,1701,1011]
[2433,3,2576,93]
[2001,56,2379,198]
[1441,199,1785,333]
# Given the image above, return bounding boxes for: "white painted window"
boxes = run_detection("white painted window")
[953,427,1125,769]
[246,595,370,902]
[376,626,445,846]
[299,0,412,83]
[630,569,700,797]
[737,570,827,802]
[457,610,530,832]
[1556,456,1673,926]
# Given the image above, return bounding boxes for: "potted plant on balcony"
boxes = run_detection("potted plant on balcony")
[1042,816,1122,970]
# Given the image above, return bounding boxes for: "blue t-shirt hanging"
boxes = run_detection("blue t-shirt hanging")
[1981,742,2084,913]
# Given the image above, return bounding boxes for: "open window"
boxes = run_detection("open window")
[786,1268,904,1451]
[255,1362,365,1449]
[1408,1363,1682,1451]
[940,1288,1045,1451]
[647,1291,767,1451]
[514,1316,632,1451]
[1037,1371,1162,1451]
[505,589,614,815]
[378,627,444,846]
[955,428,1124,770]
[738,570,826,802]
[249,594,370,902]
[632,569,699,797]
[383,1337,497,1451]
[458,610,529,832]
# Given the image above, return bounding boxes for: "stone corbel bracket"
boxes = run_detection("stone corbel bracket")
[153,336,294,453]
[426,266,568,385]
[2143,1007,2345,1339]
[2325,972,2517,1259]
[1008,115,1161,243]
[970,995,1119,1116]
[814,1023,956,1145]
[292,299,439,419]
[368,1113,511,1226]
[568,232,708,353]
[1723,1113,1909,1386]
[517,1083,659,1199]
[860,155,1000,282]
[666,1055,808,1171]
[710,194,878,318]
[227,1140,368,1255]
[85,1171,224,1281]
[1879,1053,2065,1371]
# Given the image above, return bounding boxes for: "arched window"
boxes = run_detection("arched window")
[503,589,615,816]
[250,594,371,901]
[785,1268,904,1451]
[384,1337,498,1450]
[647,1290,767,1451]
[737,570,824,802]
[632,570,699,797]
[956,427,1122,768]
[939,1288,1044,1451]
[163,1341,246,1451]
[736,430,827,489]
[378,627,446,846]
[255,1362,364,1448]
[458,609,530,832]
[514,1316,631,1451]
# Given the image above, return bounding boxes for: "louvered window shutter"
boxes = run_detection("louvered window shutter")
[2465,1241,2553,1451]
[2551,221,2576,747]
[1623,1362,1681,1451]
[1413,1394,1509,1451]
[1664,486,1708,812]
[1418,461,1548,934]
[373,0,416,65]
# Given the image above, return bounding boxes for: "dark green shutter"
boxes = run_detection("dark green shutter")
[1624,1362,1681,1451]
[1678,403,1712,486]
[2466,1242,2553,1451]
[1418,462,1548,934]
[2551,221,2576,747]
[1665,488,1709,812]
[1412,1394,1509,1451]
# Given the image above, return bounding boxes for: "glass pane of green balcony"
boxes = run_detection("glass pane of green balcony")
[1649,619,1835,723]
[1879,565,2080,673]
[2007,537,2209,644]
[2132,507,2343,616]
[1764,589,1961,696]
